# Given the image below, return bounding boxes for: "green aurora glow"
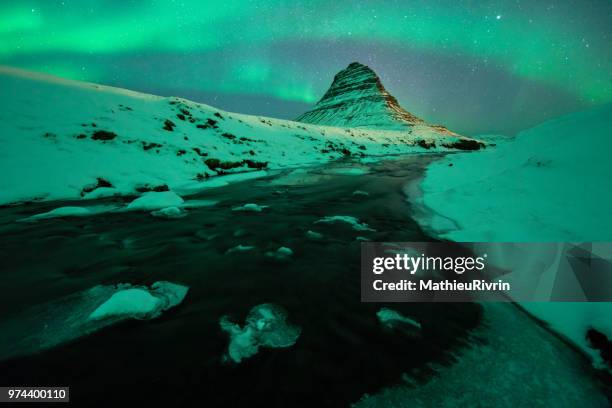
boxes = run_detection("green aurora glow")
[1,0,610,134]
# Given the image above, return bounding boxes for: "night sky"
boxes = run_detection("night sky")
[1,0,610,135]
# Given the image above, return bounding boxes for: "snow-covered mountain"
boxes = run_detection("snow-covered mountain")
[0,66,481,205]
[296,62,447,133]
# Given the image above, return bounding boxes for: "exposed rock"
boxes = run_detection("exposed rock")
[91,130,117,140]
[442,138,485,151]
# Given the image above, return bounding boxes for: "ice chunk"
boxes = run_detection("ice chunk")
[127,191,184,211]
[306,230,323,239]
[89,281,188,321]
[377,307,422,330]
[181,199,218,209]
[22,206,91,220]
[266,246,293,260]
[315,215,375,231]
[89,288,162,320]
[226,244,255,254]
[220,304,301,363]
[0,281,188,361]
[151,206,186,219]
[352,190,370,197]
[232,203,268,212]
[19,205,119,222]
[150,281,189,310]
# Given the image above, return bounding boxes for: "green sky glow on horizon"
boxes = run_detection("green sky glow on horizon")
[0,0,610,134]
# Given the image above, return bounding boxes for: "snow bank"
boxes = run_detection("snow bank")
[415,104,612,366]
[356,303,608,407]
[173,171,268,195]
[417,104,612,242]
[315,215,375,231]
[219,304,301,363]
[519,303,612,369]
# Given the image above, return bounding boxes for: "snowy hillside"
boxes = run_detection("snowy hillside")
[297,62,450,132]
[0,66,481,206]
[413,104,612,368]
[417,103,612,242]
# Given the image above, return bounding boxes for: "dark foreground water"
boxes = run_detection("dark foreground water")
[0,156,607,407]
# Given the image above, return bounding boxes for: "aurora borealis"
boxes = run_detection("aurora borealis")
[1,0,610,134]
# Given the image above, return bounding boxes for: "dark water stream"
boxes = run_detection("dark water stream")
[0,156,605,407]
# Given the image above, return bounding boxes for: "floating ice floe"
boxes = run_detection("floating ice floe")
[315,215,375,232]
[89,281,188,320]
[181,199,218,209]
[20,192,191,222]
[151,206,186,219]
[18,205,119,222]
[219,303,301,363]
[0,281,188,362]
[127,191,184,211]
[377,308,422,331]
[306,230,324,240]
[226,244,255,254]
[22,206,91,220]
[232,203,268,212]
[266,246,293,260]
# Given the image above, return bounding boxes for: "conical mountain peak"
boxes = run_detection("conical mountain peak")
[296,62,424,129]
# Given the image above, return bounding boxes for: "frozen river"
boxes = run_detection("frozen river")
[0,155,607,407]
